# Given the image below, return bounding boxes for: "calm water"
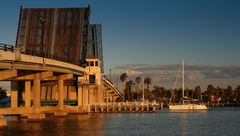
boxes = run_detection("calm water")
[1,107,240,136]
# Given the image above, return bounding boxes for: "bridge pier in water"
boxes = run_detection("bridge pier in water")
[54,79,68,118]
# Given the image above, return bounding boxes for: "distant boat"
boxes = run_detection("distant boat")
[168,60,207,111]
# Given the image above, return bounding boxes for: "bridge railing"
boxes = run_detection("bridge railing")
[24,49,69,63]
[0,43,88,67]
[102,76,123,100]
[0,44,70,63]
[0,43,14,52]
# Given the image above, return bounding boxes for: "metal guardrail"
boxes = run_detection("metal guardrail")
[25,49,69,63]
[0,44,70,63]
[0,43,86,67]
[0,43,14,52]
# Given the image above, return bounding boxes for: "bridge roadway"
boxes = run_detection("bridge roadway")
[0,46,123,128]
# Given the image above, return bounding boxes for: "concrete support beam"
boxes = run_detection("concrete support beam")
[43,73,73,81]
[89,89,94,105]
[46,86,52,100]
[78,86,83,106]
[13,71,53,80]
[98,86,104,103]
[11,81,18,108]
[11,91,18,108]
[41,86,47,100]
[83,87,89,106]
[25,81,31,110]
[52,85,57,100]
[0,69,17,80]
[33,79,41,113]
[58,80,64,110]
[27,77,46,121]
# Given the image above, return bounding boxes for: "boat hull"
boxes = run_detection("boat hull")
[169,104,207,111]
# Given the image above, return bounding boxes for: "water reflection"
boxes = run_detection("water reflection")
[2,114,104,136]
[1,108,240,136]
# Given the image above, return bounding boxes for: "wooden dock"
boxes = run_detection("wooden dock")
[88,102,160,113]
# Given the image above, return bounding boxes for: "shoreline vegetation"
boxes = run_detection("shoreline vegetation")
[120,73,240,108]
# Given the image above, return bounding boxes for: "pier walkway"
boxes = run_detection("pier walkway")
[89,102,160,113]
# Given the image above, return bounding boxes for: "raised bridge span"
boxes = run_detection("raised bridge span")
[0,44,123,128]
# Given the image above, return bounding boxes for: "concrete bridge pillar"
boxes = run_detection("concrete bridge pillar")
[58,79,64,110]
[27,78,45,122]
[78,86,83,106]
[33,79,41,112]
[77,85,89,112]
[83,86,89,107]
[89,88,94,105]
[54,79,67,117]
[11,81,18,108]
[25,81,31,110]
[97,86,103,103]
[22,81,31,118]
[90,86,102,104]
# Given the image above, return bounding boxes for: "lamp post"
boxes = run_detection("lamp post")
[40,16,45,63]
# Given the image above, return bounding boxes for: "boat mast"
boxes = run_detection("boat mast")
[182,59,185,104]
[142,75,145,101]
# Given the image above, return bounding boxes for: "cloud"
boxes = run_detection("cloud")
[201,66,240,79]
[125,69,143,75]
[115,64,240,80]
[111,64,240,90]
[115,64,179,72]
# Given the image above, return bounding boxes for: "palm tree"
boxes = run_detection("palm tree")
[151,86,165,102]
[218,87,224,103]
[120,73,128,101]
[235,85,240,103]
[194,85,201,100]
[135,77,141,100]
[225,85,234,103]
[164,89,172,104]
[144,77,152,91]
[125,80,134,101]
[206,84,216,103]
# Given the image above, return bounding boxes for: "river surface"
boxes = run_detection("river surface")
[1,107,240,136]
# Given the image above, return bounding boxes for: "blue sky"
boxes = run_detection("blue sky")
[0,0,240,89]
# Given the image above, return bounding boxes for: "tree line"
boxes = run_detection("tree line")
[119,73,240,106]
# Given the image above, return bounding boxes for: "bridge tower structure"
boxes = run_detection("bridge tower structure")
[77,56,103,112]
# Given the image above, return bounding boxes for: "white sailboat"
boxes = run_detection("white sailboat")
[169,59,207,111]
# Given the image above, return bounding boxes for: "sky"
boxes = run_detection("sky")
[0,0,240,90]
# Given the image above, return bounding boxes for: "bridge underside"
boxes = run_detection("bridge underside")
[0,49,122,117]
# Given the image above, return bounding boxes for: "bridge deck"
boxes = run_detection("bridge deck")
[0,49,85,75]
